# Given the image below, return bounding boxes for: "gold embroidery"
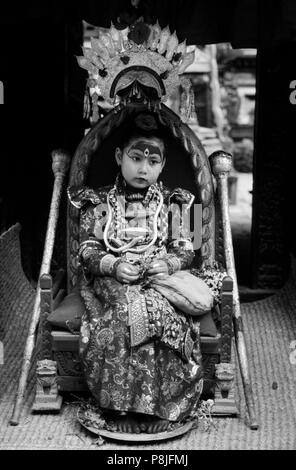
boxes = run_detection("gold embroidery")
[126,286,149,347]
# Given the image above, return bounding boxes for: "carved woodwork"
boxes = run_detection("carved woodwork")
[212,362,237,415]
[32,359,63,411]
[202,354,219,396]
[34,107,251,422]
[44,141,237,417]
[220,276,233,363]
[11,151,71,426]
[210,150,257,428]
[40,274,53,361]
[44,276,236,415]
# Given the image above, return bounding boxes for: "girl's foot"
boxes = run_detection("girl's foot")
[104,411,170,434]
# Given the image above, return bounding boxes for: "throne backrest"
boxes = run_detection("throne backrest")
[67,104,221,291]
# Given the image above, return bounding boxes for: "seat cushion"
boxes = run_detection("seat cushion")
[48,291,218,337]
[47,291,85,332]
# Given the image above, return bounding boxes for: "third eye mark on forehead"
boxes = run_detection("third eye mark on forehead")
[127,149,162,163]
[126,139,163,159]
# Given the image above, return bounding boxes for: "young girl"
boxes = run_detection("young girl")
[68,114,214,433]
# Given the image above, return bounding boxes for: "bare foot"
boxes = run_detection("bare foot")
[115,414,143,433]
[104,411,146,433]
[104,411,170,434]
[145,417,170,433]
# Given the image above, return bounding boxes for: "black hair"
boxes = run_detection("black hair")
[117,112,169,156]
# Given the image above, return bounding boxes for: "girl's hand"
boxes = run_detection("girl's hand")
[115,262,140,284]
[147,260,169,276]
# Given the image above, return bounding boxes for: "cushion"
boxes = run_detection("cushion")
[150,271,214,316]
[48,288,218,337]
[47,290,85,332]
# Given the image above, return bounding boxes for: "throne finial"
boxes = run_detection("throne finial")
[51,149,71,178]
[209,150,233,177]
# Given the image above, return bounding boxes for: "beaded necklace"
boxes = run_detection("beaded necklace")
[103,178,164,253]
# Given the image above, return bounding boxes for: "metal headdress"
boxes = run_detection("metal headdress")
[77,21,195,119]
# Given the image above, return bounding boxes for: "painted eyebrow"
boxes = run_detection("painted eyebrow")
[127,149,162,158]
[128,153,162,163]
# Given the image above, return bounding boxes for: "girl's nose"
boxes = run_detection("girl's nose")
[139,160,148,174]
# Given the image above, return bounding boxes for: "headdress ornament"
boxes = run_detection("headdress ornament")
[77,20,195,119]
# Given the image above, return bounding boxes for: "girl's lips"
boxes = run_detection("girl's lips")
[135,177,148,182]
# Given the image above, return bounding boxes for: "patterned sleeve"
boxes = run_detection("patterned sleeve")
[68,186,119,277]
[190,262,227,305]
[164,188,195,274]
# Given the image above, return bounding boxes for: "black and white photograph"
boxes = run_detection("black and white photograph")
[0,0,295,455]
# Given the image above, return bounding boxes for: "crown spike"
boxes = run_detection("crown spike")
[118,28,129,52]
[109,22,123,53]
[90,37,109,63]
[118,27,129,51]
[177,50,195,74]
[148,21,161,50]
[76,56,97,74]
[157,25,171,55]
[165,31,179,61]
[176,39,187,56]
[98,31,116,58]
[90,37,100,53]
[83,47,105,69]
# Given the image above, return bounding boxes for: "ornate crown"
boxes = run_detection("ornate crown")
[77,21,195,115]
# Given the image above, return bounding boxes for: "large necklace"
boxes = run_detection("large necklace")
[103,181,164,253]
[125,192,145,201]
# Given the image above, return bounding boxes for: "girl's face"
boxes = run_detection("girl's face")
[115,136,165,189]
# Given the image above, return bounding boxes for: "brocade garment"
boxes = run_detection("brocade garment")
[68,182,215,422]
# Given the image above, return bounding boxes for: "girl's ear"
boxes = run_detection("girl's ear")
[115,147,122,166]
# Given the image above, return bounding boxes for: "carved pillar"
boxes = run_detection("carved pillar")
[220,276,233,363]
[39,274,54,361]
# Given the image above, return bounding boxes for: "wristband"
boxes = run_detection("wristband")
[100,254,119,276]
[165,255,181,275]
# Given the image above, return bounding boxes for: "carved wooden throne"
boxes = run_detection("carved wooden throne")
[28,20,258,430]
[32,103,257,429]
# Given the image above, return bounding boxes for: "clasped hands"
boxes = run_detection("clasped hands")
[115,260,168,284]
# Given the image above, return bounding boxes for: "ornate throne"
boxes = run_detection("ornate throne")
[26,21,258,430]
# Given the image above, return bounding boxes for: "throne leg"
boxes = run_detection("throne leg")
[32,359,63,411]
[211,362,238,415]
[32,275,63,412]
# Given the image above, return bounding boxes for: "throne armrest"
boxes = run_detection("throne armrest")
[220,275,233,363]
[39,269,66,360]
[39,274,54,361]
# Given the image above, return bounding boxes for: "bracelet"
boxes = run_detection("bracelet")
[166,255,181,275]
[99,254,118,276]
[111,259,122,278]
